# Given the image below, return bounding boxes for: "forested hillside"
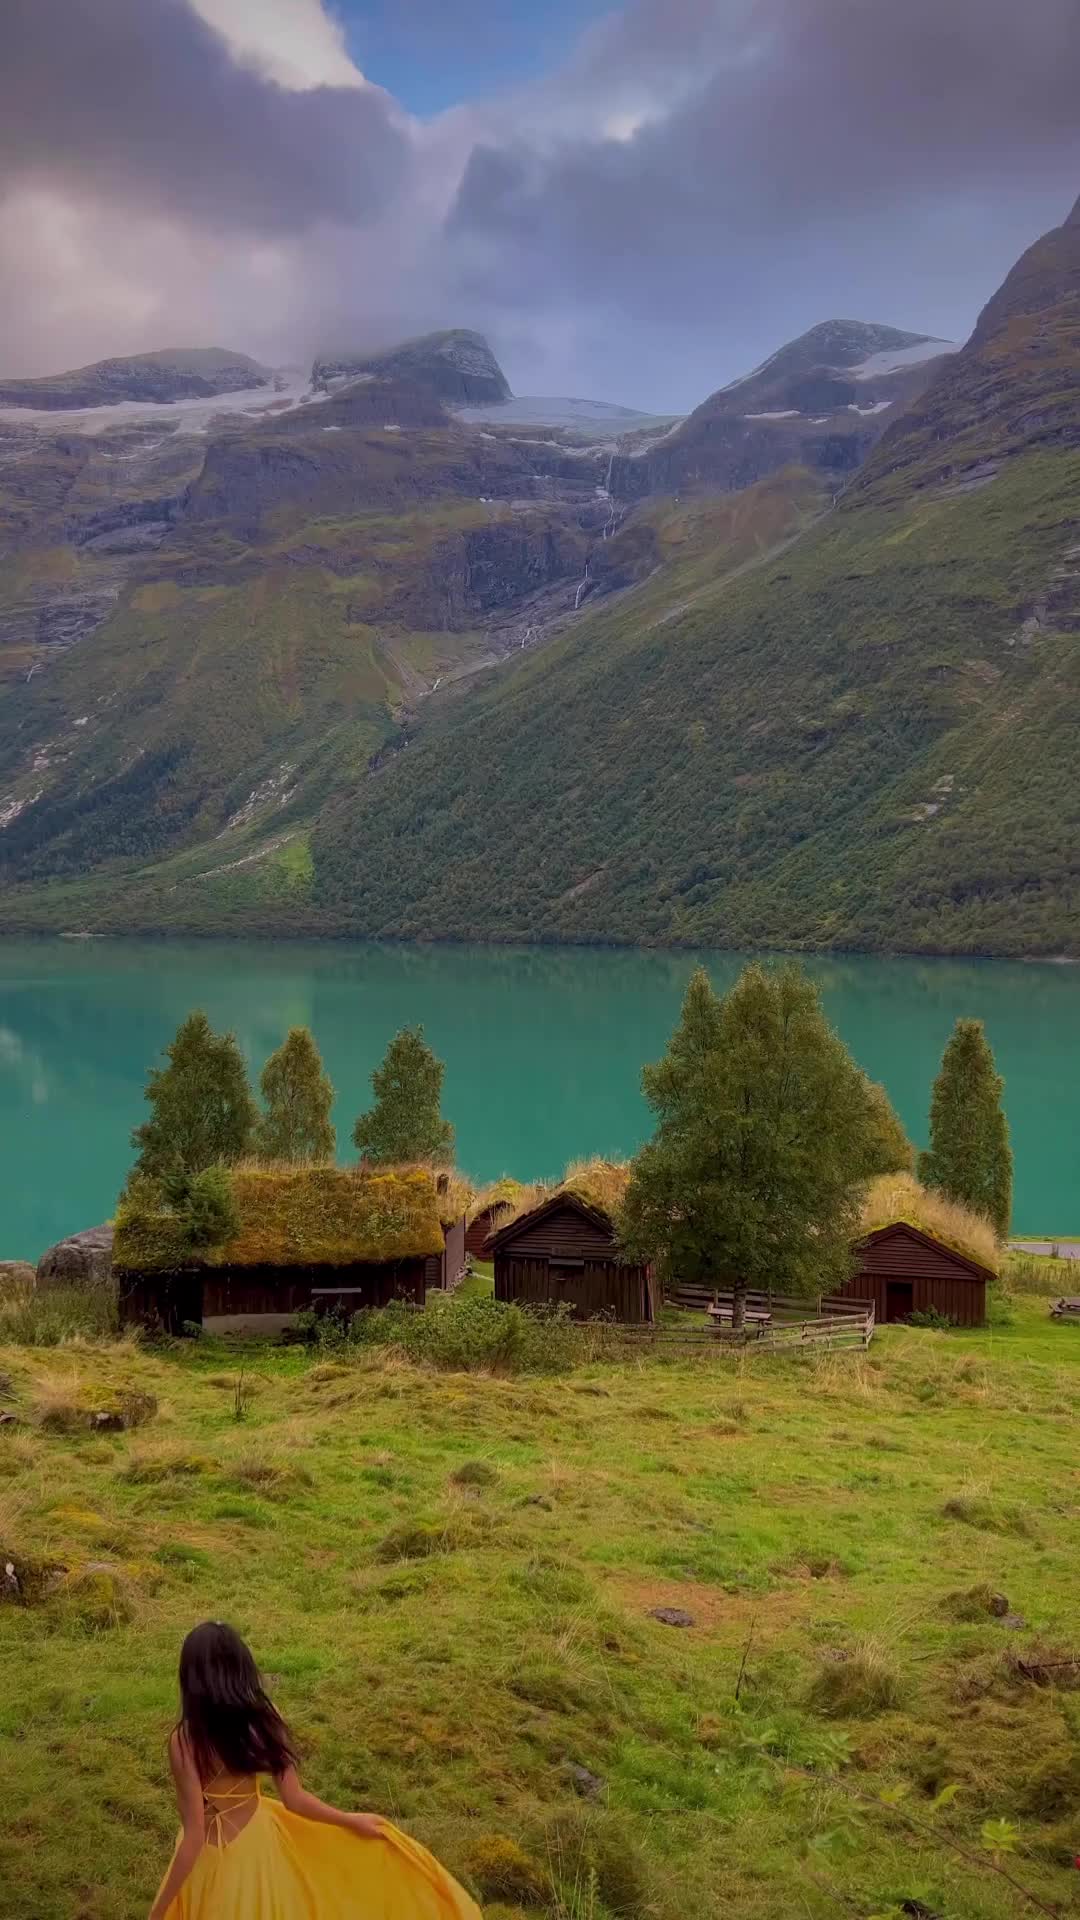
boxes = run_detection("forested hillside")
[303,196,1080,956]
[2,200,1078,953]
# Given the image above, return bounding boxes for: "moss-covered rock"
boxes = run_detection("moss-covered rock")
[38,1386,157,1435]
[1,1548,68,1605]
[463,1836,546,1905]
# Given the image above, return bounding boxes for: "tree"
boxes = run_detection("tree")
[352,1025,454,1166]
[256,1027,336,1163]
[918,1019,1012,1238]
[131,1010,256,1178]
[860,1078,915,1177]
[621,964,891,1329]
[161,1165,240,1249]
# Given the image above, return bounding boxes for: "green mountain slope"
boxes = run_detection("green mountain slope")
[3,214,1078,957]
[298,197,1080,957]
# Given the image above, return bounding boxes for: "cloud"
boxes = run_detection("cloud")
[2,0,1079,405]
[2,0,409,237]
[445,0,1080,402]
[189,0,367,91]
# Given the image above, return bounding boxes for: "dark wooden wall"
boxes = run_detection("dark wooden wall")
[495,1254,654,1323]
[426,1215,466,1291]
[831,1224,987,1326]
[465,1207,507,1259]
[119,1259,427,1334]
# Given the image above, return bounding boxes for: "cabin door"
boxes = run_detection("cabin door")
[884,1280,914,1324]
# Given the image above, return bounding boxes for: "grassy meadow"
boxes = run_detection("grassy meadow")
[2,1278,1079,1919]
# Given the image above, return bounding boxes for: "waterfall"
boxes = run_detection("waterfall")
[574,558,591,611]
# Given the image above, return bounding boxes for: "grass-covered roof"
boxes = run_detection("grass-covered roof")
[115,1164,446,1274]
[859,1173,1000,1276]
[490,1159,631,1240]
[466,1177,535,1226]
[436,1171,475,1227]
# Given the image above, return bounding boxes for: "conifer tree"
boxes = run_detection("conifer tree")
[621,964,890,1328]
[860,1078,915,1177]
[132,1010,256,1178]
[918,1019,1012,1238]
[256,1027,336,1164]
[352,1025,454,1166]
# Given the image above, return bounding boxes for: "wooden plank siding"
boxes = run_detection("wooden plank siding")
[465,1207,510,1259]
[831,1223,989,1327]
[490,1194,655,1324]
[119,1258,428,1335]
[427,1214,467,1291]
[495,1254,655,1323]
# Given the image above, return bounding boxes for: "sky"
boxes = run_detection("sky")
[2,0,1080,413]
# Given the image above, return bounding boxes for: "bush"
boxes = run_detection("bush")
[346,1295,580,1375]
[161,1165,239,1249]
[907,1307,958,1330]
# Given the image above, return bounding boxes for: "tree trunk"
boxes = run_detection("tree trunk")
[732,1277,747,1335]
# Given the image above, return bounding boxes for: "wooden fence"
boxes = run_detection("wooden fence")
[664,1282,870,1320]
[571,1301,875,1356]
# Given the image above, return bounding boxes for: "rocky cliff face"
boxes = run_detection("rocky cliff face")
[313,330,512,407]
[859,195,1080,499]
[0,348,271,411]
[610,320,955,501]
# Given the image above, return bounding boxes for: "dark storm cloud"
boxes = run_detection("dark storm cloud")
[446,0,1080,400]
[1,0,410,237]
[2,0,1079,405]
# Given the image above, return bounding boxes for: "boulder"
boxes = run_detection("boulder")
[36,1224,113,1289]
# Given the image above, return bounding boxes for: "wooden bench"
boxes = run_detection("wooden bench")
[1050,1297,1080,1320]
[706,1303,772,1336]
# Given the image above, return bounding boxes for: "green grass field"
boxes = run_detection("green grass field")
[2,1288,1079,1919]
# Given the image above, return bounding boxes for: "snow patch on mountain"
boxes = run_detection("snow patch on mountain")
[851,339,957,379]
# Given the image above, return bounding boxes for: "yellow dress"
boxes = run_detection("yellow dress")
[158,1780,482,1919]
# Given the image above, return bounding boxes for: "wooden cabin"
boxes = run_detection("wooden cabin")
[114,1165,446,1335]
[488,1188,655,1324]
[833,1220,991,1327]
[465,1181,529,1261]
[465,1200,516,1260]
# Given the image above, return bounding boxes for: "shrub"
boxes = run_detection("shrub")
[907,1307,958,1330]
[807,1640,903,1718]
[347,1295,579,1375]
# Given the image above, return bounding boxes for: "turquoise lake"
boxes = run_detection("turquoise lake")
[0,938,1077,1259]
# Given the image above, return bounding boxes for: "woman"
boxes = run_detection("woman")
[151,1621,480,1919]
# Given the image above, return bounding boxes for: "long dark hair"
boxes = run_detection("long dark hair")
[177,1621,299,1782]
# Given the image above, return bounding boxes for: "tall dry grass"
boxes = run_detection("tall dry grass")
[860,1173,1000,1273]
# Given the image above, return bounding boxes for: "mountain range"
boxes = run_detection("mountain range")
[1,194,1078,956]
